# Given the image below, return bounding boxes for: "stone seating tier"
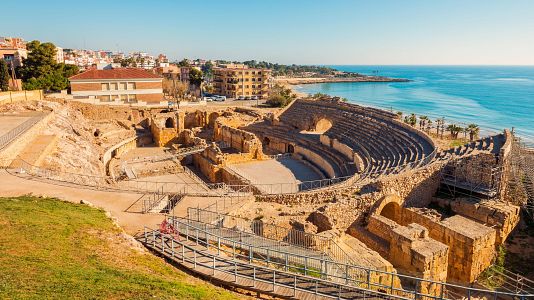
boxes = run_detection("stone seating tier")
[278,100,435,174]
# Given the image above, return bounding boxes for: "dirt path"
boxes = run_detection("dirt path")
[0,169,181,234]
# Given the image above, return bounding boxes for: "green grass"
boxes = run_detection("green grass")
[0,196,240,300]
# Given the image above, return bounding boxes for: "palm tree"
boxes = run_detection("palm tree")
[408,113,417,127]
[435,118,445,137]
[462,127,469,139]
[447,124,462,139]
[426,119,433,133]
[419,115,429,131]
[467,124,480,141]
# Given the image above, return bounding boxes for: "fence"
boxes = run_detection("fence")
[146,218,533,300]
[142,227,400,300]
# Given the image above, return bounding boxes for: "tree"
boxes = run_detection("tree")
[188,68,203,87]
[419,116,429,131]
[467,124,480,141]
[16,40,79,91]
[201,61,213,78]
[0,59,9,91]
[404,113,417,127]
[177,59,190,67]
[266,84,296,107]
[447,124,462,139]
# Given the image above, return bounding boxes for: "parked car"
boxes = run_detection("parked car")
[251,96,258,100]
[213,95,226,101]
[202,97,213,102]
[238,96,245,100]
[244,96,251,100]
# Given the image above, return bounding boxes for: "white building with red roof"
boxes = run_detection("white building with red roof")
[69,68,163,104]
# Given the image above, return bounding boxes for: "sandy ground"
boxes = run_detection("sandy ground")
[227,158,323,194]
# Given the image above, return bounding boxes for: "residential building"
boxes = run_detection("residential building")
[213,64,271,98]
[0,36,27,68]
[55,46,64,63]
[69,68,164,104]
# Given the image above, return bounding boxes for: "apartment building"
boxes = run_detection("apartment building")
[213,64,271,99]
[0,37,27,68]
[69,68,163,104]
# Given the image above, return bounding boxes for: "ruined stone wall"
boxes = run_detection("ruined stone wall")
[400,208,496,283]
[446,153,498,191]
[257,160,443,209]
[432,197,520,245]
[213,120,264,159]
[48,99,150,123]
[389,223,448,295]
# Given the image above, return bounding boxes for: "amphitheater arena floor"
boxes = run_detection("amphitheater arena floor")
[227,158,324,194]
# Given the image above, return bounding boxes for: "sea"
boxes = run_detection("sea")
[293,66,534,145]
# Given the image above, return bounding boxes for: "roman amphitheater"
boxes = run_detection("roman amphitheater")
[1,91,533,299]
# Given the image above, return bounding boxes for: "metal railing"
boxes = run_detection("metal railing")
[144,220,534,300]
[141,226,400,300]
[186,207,356,268]
[0,113,49,151]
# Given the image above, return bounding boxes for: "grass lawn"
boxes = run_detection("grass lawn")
[0,196,242,300]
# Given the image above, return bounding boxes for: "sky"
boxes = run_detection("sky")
[2,0,534,65]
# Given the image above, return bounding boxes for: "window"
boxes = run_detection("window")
[127,82,136,90]
[120,94,128,101]
[120,82,127,90]
[252,78,256,82]
[101,83,109,91]
[245,78,249,81]
[252,85,255,88]
[258,71,262,75]
[252,71,256,75]
[128,94,137,102]
[245,85,249,88]
[99,95,111,102]
[110,83,118,90]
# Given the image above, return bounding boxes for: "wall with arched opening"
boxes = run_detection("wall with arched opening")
[370,194,404,224]
[165,117,174,128]
[208,112,220,128]
[314,118,333,133]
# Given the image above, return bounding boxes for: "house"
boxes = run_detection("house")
[69,68,164,104]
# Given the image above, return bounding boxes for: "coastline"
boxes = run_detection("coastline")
[275,76,410,85]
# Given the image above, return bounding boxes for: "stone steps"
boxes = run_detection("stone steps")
[10,135,59,168]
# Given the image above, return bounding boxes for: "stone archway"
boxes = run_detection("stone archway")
[208,112,220,129]
[370,194,403,224]
[165,117,174,128]
[380,202,401,223]
[287,144,295,153]
[314,118,333,133]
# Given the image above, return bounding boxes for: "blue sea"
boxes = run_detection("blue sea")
[294,66,534,145]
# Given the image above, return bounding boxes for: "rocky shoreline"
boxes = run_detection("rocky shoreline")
[275,76,410,85]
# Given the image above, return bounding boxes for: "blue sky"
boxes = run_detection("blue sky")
[2,0,534,65]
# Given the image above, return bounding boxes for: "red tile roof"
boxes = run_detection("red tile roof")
[69,68,162,80]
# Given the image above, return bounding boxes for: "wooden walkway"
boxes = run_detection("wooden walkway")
[140,229,397,300]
